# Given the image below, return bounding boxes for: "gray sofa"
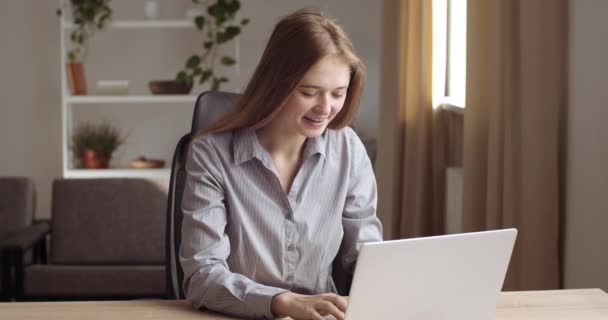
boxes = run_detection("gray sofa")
[17,178,167,300]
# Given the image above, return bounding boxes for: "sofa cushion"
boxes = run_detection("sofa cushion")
[24,265,165,297]
[0,177,34,239]
[51,179,167,265]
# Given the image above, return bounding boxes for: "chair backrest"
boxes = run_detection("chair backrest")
[166,91,240,299]
[51,178,166,265]
[0,177,35,240]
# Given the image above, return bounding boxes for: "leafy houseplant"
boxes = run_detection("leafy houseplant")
[176,0,249,91]
[71,121,125,169]
[57,0,113,95]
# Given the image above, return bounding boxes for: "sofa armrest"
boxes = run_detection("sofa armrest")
[0,221,50,266]
[0,222,50,251]
[1,222,50,300]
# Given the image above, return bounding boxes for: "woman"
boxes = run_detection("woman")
[180,9,383,320]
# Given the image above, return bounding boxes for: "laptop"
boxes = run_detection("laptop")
[345,228,517,320]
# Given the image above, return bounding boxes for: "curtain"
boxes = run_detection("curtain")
[463,0,568,290]
[377,0,445,239]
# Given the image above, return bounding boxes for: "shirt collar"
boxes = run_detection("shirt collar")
[232,128,260,165]
[232,128,326,166]
[302,131,326,159]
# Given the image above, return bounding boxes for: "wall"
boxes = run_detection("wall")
[0,0,381,219]
[0,1,62,220]
[564,0,608,291]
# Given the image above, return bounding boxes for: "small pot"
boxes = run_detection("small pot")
[148,80,193,95]
[66,62,87,95]
[82,149,110,169]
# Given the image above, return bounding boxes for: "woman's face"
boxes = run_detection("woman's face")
[275,55,351,139]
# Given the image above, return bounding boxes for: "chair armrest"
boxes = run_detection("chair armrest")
[0,222,50,252]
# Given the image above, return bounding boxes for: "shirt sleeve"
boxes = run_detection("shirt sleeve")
[341,130,384,273]
[180,137,287,319]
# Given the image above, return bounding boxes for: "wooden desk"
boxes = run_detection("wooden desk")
[496,289,608,319]
[1,289,606,319]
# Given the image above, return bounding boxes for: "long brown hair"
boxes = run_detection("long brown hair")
[195,9,366,138]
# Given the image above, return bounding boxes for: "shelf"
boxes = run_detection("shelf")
[65,168,171,179]
[66,95,198,104]
[59,11,209,180]
[64,20,195,30]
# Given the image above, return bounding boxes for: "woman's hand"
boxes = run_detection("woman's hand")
[271,291,347,320]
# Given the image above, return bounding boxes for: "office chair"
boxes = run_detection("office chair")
[165,91,240,299]
[165,91,353,300]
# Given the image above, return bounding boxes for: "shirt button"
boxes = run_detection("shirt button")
[286,275,294,282]
[287,244,295,251]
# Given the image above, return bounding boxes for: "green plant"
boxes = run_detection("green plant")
[57,0,113,62]
[71,121,125,162]
[176,0,249,91]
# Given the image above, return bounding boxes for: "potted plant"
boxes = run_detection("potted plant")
[70,121,125,169]
[149,0,248,95]
[57,0,113,95]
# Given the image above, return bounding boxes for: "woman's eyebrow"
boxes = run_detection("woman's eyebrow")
[299,84,349,90]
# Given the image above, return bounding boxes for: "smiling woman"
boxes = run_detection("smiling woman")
[179,8,382,320]
[257,55,351,147]
[193,10,365,139]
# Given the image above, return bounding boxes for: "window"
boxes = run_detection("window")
[433,0,467,109]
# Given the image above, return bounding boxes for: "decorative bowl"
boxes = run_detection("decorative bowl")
[130,156,165,169]
[148,80,192,95]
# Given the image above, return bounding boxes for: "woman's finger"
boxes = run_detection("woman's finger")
[317,300,345,320]
[324,294,348,312]
[310,309,326,320]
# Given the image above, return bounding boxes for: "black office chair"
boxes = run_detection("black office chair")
[165,91,240,299]
[165,91,352,300]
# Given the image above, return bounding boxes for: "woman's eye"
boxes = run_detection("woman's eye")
[301,91,316,97]
[332,92,345,98]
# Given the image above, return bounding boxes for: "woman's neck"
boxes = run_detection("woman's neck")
[256,124,306,161]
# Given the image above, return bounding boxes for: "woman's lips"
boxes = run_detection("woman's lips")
[303,116,328,128]
[304,116,328,123]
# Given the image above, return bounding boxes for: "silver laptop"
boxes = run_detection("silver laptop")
[345,228,517,320]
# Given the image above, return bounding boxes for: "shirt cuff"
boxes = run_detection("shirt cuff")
[246,284,289,319]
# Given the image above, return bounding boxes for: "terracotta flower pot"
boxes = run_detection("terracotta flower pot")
[82,149,110,169]
[66,62,87,95]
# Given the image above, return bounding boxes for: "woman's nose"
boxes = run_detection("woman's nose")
[316,94,332,113]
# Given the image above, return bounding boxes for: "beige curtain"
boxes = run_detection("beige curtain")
[377,0,445,239]
[463,0,568,290]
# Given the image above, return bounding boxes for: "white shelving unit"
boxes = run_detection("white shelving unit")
[66,95,198,104]
[65,20,195,29]
[65,168,172,179]
[60,9,199,179]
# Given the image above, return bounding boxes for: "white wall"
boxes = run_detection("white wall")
[0,1,62,219]
[0,0,380,219]
[564,0,608,291]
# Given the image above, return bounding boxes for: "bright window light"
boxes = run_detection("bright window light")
[432,0,448,109]
[448,0,467,107]
[433,0,467,109]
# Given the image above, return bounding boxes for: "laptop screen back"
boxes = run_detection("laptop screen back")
[345,228,517,320]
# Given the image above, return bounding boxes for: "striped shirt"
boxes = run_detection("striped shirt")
[180,127,383,319]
